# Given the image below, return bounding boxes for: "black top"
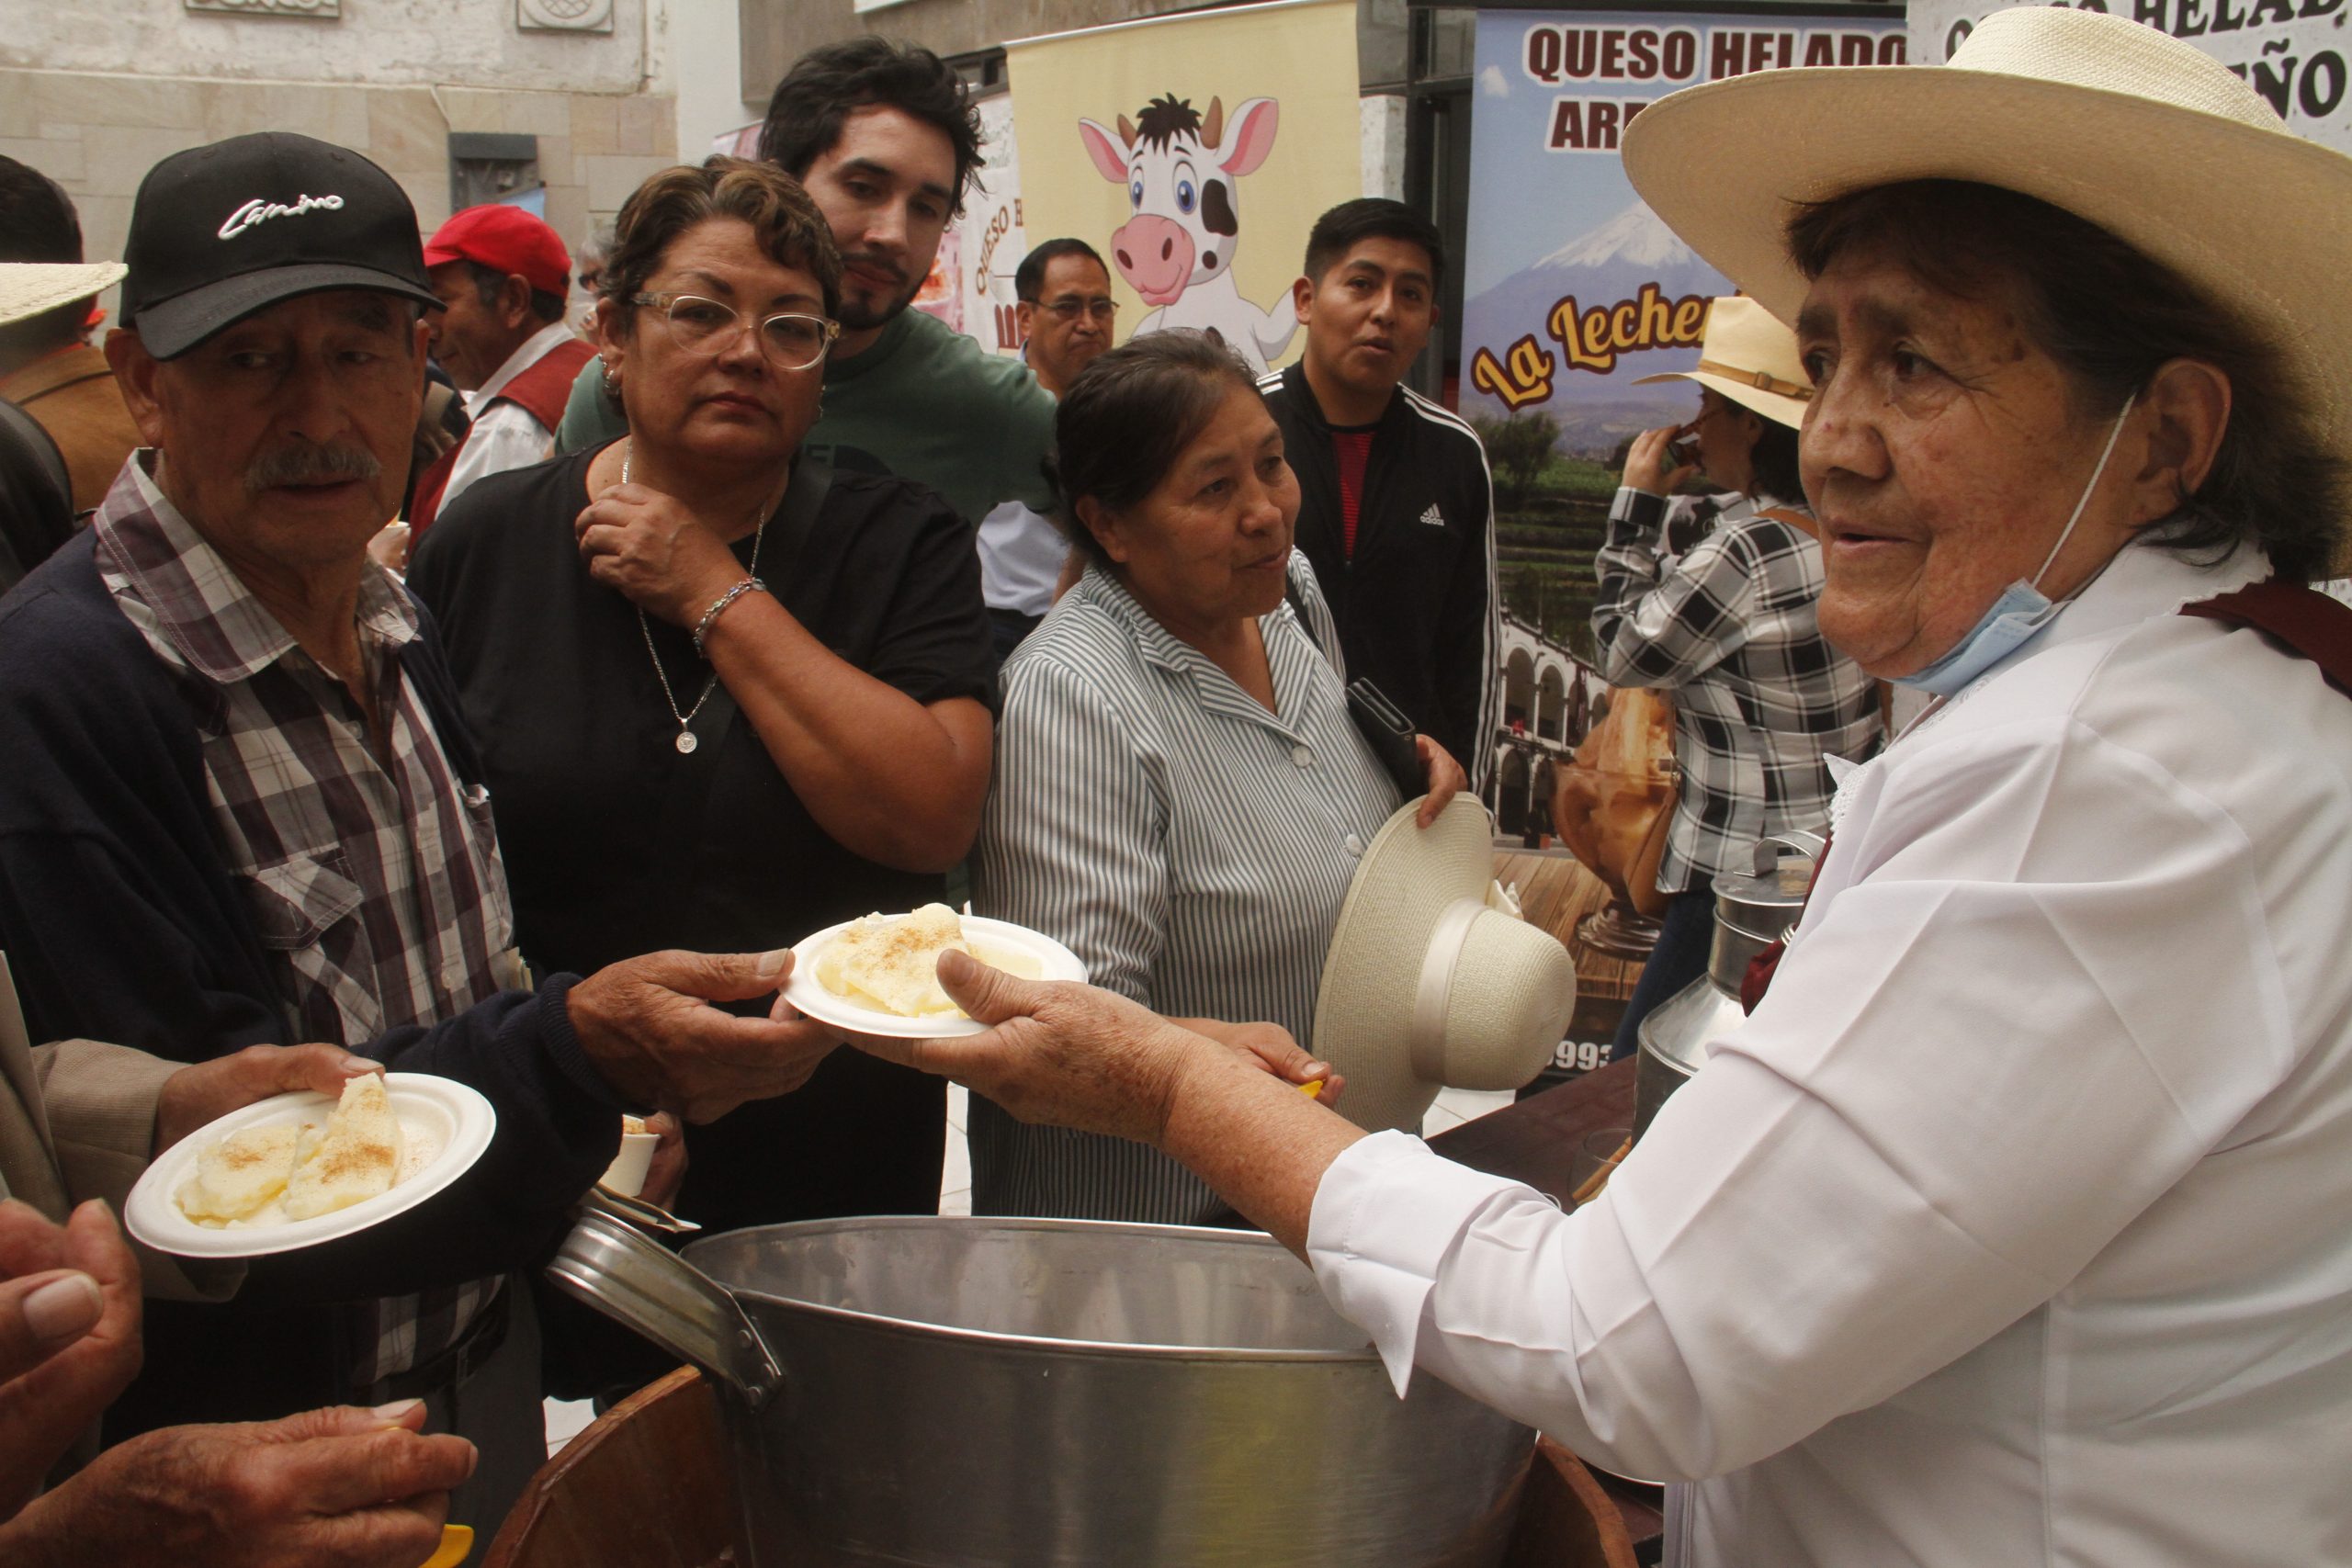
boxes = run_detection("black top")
[1258,362,1498,787]
[409,446,997,1230]
[0,396,75,592]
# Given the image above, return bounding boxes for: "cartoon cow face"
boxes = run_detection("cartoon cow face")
[1079,95,1279,309]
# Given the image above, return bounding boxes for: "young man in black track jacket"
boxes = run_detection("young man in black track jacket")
[1258,199,1498,789]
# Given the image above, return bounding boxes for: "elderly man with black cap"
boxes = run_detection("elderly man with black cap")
[0,133,841,1529]
[839,15,2352,1564]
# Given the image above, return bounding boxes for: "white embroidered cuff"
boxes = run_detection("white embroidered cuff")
[1306,1130,1537,1397]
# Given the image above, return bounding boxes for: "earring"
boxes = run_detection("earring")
[601,357,621,400]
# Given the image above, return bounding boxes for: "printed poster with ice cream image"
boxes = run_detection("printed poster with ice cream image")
[1006,0,1362,373]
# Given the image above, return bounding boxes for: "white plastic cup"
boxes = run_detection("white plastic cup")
[600,1125,660,1198]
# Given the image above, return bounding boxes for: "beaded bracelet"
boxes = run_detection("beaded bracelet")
[693,576,766,657]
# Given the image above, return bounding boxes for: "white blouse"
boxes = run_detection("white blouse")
[1308,540,2352,1566]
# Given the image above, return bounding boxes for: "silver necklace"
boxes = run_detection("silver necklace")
[622,442,767,755]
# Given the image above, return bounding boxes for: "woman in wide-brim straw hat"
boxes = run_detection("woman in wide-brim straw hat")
[836,13,2352,1562]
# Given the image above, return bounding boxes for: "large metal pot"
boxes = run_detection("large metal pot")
[548,1205,1534,1568]
[1633,829,1822,1138]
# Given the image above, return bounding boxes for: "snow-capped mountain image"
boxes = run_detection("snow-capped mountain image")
[1532,201,1705,273]
[1463,200,1731,452]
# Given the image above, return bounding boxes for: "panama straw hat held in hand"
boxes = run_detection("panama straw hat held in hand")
[1312,796,1577,1134]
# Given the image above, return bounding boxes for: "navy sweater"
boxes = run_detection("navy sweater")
[0,534,627,1427]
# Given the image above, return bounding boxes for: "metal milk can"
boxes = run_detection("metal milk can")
[1632,830,1822,1138]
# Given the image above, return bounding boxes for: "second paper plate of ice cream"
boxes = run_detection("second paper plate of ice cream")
[125,1072,495,1258]
[786,904,1087,1038]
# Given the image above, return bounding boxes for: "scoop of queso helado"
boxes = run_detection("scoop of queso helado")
[176,1075,436,1227]
[815,904,1041,1017]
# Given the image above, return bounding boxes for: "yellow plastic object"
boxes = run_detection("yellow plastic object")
[418,1524,473,1568]
[1297,1078,1325,1098]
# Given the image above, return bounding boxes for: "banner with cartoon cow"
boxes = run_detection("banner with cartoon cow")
[1005,0,1361,375]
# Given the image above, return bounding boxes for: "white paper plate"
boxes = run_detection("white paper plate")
[785,915,1088,1039]
[125,1073,496,1259]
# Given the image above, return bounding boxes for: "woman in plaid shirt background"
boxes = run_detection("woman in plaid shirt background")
[1593,298,1881,1062]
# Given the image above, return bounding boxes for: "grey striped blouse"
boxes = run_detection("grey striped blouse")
[969,555,1403,1224]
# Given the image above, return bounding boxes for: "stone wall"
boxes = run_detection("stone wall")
[0,69,678,298]
[0,0,650,94]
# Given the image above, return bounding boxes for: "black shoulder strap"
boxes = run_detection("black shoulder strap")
[1282,569,1340,671]
[645,453,833,925]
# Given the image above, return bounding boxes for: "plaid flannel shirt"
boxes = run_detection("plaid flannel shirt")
[93,456,516,1384]
[1591,486,1880,892]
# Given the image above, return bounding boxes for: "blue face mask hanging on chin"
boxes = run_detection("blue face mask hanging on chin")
[1893,392,2138,698]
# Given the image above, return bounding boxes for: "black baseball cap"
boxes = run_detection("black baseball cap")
[120,132,438,360]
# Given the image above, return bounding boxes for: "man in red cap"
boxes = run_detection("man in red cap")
[409,203,594,540]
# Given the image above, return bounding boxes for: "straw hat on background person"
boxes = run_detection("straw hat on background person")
[0,263,125,330]
[1631,295,1810,431]
[1312,795,1577,1134]
[1620,6,2352,473]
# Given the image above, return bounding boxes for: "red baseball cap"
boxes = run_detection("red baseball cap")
[423,204,571,297]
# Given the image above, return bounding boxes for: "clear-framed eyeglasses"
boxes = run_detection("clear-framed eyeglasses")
[1040,297,1118,324]
[633,291,842,370]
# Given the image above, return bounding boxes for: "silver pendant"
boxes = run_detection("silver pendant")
[674,730,699,754]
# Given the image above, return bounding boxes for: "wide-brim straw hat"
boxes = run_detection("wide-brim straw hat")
[1312,796,1577,1134]
[0,263,126,329]
[1621,6,2352,479]
[1631,295,1810,430]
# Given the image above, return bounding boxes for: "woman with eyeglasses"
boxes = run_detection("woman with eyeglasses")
[408,160,996,1244]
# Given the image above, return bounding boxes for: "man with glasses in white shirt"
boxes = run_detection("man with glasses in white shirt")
[982,238,1118,657]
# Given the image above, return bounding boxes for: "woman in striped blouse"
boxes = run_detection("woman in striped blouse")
[969,332,1466,1225]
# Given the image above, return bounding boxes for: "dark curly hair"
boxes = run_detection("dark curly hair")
[1787,179,2346,584]
[755,37,984,218]
[1053,331,1262,566]
[600,158,843,327]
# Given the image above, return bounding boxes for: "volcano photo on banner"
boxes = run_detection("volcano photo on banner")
[1462,8,1905,657]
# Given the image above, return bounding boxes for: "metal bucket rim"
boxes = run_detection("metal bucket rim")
[685,1213,1387,1364]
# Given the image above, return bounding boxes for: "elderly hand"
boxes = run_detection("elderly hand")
[1181,1018,1344,1107]
[1412,736,1469,828]
[574,481,750,627]
[1623,424,1698,498]
[0,1201,142,1517]
[638,1110,690,1209]
[839,953,1240,1146]
[154,1044,382,1156]
[567,949,840,1123]
[0,1398,475,1568]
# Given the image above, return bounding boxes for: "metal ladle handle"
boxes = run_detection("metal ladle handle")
[546,1195,782,1410]
[1751,828,1828,875]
